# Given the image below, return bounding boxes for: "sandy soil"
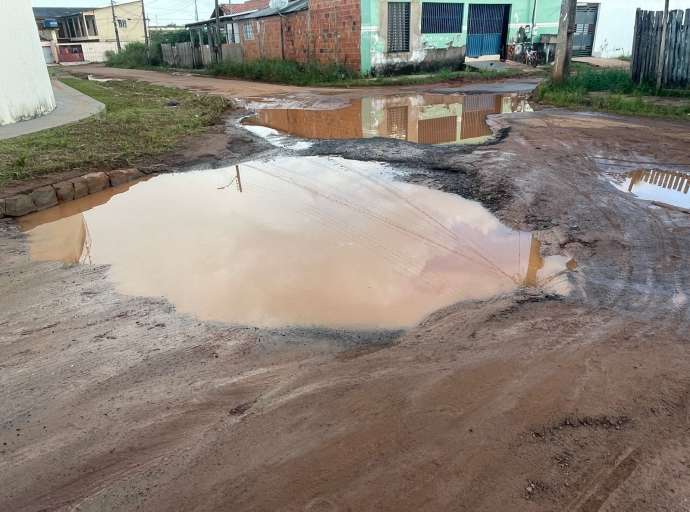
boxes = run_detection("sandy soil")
[2,72,690,511]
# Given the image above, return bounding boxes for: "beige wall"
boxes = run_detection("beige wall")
[94,1,145,43]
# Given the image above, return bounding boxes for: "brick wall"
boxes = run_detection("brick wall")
[236,0,361,73]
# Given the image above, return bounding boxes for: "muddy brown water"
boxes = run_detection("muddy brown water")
[243,92,531,145]
[611,169,690,209]
[19,156,570,329]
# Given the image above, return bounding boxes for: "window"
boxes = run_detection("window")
[387,2,410,52]
[422,3,463,33]
[243,22,254,40]
[117,18,127,28]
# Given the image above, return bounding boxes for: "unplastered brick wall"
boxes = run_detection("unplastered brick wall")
[236,0,361,72]
[237,17,284,60]
[307,0,361,71]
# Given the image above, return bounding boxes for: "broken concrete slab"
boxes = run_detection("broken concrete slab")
[4,195,36,216]
[84,172,109,194]
[108,168,144,187]
[53,181,75,202]
[71,177,89,199]
[30,186,58,210]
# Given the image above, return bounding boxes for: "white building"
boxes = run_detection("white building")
[576,0,690,58]
[0,0,55,125]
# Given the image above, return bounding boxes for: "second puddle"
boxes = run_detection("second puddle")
[20,156,570,329]
[243,93,531,145]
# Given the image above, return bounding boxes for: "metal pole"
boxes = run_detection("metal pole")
[194,0,199,22]
[656,0,670,90]
[552,0,576,82]
[110,0,122,52]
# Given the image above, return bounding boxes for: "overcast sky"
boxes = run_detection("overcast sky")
[32,0,219,26]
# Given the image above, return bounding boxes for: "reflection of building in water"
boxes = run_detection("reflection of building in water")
[628,169,690,195]
[249,93,529,145]
[17,180,139,264]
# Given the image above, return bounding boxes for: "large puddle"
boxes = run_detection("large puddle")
[243,93,531,145]
[611,169,690,209]
[19,157,570,329]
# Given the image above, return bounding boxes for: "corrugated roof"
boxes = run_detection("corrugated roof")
[235,0,308,20]
[33,6,96,18]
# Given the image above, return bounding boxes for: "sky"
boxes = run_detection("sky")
[31,0,219,26]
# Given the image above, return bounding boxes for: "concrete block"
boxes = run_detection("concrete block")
[71,177,89,199]
[30,186,58,210]
[4,195,37,216]
[108,168,144,187]
[84,172,110,194]
[53,181,75,202]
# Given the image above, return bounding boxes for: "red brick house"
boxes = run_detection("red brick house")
[230,0,360,71]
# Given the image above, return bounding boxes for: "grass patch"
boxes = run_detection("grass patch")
[208,59,356,86]
[0,77,229,185]
[535,66,690,118]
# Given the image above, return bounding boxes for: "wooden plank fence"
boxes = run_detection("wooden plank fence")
[631,8,690,87]
[160,42,203,68]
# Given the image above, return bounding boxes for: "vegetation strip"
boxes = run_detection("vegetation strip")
[536,65,690,118]
[0,77,229,186]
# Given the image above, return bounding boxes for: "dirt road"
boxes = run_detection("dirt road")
[2,72,690,511]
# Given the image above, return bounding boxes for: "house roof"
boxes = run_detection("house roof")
[33,6,96,18]
[216,0,270,17]
[188,0,307,28]
[235,0,308,20]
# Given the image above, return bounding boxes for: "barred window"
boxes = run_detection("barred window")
[388,2,410,52]
[243,23,254,40]
[422,3,463,33]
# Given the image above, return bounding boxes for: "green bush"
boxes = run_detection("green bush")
[207,59,356,86]
[105,42,152,68]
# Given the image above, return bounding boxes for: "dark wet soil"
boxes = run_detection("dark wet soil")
[2,87,690,512]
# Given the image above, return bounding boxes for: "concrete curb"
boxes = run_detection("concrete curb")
[0,168,154,218]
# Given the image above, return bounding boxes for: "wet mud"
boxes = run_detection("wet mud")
[2,77,690,512]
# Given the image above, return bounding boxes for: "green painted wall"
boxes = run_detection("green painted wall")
[360,0,561,74]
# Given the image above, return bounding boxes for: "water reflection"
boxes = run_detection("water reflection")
[612,169,690,209]
[19,157,570,329]
[244,93,531,145]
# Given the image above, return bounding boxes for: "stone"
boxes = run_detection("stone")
[107,168,144,187]
[84,172,109,194]
[30,186,58,210]
[4,195,36,216]
[53,181,75,202]
[138,163,169,175]
[71,177,89,199]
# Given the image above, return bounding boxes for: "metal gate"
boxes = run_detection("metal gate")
[573,3,599,56]
[467,4,510,57]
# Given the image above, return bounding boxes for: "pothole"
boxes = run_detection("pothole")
[242,92,531,146]
[18,156,571,330]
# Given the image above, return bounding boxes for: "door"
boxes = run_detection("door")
[467,4,510,58]
[573,3,599,56]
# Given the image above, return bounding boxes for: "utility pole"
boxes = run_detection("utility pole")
[140,0,149,47]
[552,0,576,82]
[656,0,670,90]
[194,0,199,21]
[110,0,122,52]
[215,0,223,61]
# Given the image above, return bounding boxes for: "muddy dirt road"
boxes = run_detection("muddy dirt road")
[2,73,690,511]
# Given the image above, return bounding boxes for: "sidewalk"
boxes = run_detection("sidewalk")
[0,80,105,141]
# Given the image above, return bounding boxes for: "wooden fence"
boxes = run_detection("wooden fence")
[631,8,690,87]
[160,42,243,69]
[161,42,201,68]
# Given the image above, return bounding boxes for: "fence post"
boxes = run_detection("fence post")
[656,0,669,89]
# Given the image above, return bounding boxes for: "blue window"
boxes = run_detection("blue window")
[422,3,463,34]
